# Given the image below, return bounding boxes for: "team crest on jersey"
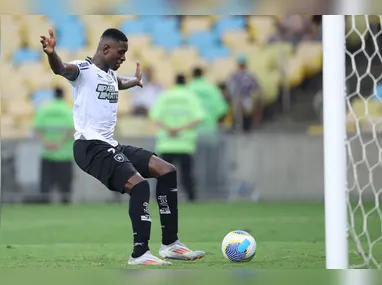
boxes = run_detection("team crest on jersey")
[114,154,125,162]
[96,84,118,103]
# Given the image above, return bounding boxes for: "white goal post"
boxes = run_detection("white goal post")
[324,14,382,270]
[323,15,349,270]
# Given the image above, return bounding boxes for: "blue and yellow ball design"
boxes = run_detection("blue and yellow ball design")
[222,230,257,262]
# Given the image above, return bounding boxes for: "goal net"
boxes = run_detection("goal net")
[344,15,382,269]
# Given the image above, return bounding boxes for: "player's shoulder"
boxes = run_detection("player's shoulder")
[69,57,92,71]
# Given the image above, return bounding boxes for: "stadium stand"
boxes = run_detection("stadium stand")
[1,15,324,139]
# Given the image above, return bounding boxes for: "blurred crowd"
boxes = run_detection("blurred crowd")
[0,15,323,203]
[1,15,324,140]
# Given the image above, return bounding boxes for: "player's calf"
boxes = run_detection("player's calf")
[125,176,152,258]
[148,157,179,245]
[147,156,205,261]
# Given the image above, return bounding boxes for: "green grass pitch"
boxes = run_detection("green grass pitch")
[0,201,380,269]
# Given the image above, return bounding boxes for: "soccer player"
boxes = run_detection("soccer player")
[40,28,205,265]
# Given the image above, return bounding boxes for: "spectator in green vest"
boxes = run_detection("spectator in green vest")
[149,74,205,202]
[188,67,229,192]
[33,87,74,204]
[188,67,228,133]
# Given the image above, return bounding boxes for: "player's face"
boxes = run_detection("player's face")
[105,41,128,71]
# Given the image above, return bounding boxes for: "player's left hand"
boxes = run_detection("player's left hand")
[135,61,143,88]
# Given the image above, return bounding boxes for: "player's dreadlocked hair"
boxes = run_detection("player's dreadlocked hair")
[101,28,128,42]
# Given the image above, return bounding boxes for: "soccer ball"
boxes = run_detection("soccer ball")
[221,230,257,262]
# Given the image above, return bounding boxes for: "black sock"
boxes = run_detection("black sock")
[129,180,151,258]
[156,171,178,245]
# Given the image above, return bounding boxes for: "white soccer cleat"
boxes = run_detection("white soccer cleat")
[159,240,205,261]
[128,250,172,266]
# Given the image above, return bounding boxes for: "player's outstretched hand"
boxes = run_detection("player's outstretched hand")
[40,29,56,55]
[135,61,143,88]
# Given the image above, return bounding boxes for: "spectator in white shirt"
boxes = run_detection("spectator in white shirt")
[131,67,164,116]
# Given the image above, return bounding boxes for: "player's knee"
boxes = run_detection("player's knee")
[124,172,147,194]
[129,179,150,198]
[149,156,176,177]
[164,162,176,174]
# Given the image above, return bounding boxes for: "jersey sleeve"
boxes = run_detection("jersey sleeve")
[67,60,91,86]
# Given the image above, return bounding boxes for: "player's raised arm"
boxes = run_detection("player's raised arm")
[118,61,143,90]
[40,29,79,81]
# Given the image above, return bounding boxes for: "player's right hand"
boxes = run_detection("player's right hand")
[40,29,56,55]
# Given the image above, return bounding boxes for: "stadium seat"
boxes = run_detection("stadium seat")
[147,17,182,50]
[6,99,34,117]
[283,56,305,89]
[149,16,179,34]
[214,16,247,37]
[295,41,323,78]
[48,14,77,29]
[126,34,152,55]
[208,56,237,83]
[12,47,41,66]
[120,18,148,36]
[246,57,281,106]
[188,31,220,51]
[248,16,277,46]
[232,42,261,56]
[36,15,86,52]
[1,127,31,139]
[20,15,55,50]
[266,42,294,63]
[1,16,23,60]
[14,62,49,89]
[150,62,175,88]
[106,15,138,27]
[81,16,117,47]
[181,16,213,36]
[256,69,282,106]
[73,49,93,62]
[135,46,167,67]
[200,44,231,62]
[56,22,87,52]
[222,30,250,50]
[272,41,295,55]
[247,50,275,72]
[26,68,57,94]
[169,46,199,73]
[152,31,183,51]
[134,16,162,32]
[1,114,16,130]
[1,62,30,100]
